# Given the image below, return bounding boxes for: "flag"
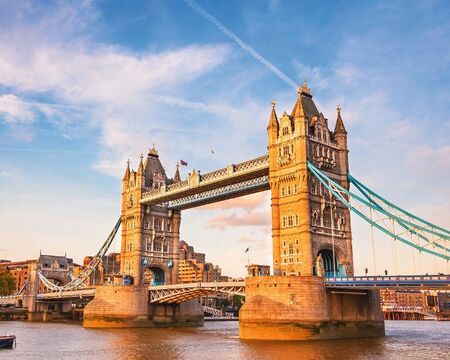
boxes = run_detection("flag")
[180,160,188,166]
[245,247,249,253]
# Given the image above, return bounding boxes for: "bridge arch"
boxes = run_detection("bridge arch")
[315,246,347,278]
[143,264,170,286]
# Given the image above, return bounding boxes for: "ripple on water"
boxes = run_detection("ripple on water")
[0,320,449,360]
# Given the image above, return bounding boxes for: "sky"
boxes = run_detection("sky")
[0,0,449,277]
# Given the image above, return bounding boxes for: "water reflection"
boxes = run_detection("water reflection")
[0,320,448,360]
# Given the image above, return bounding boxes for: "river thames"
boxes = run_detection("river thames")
[0,320,449,359]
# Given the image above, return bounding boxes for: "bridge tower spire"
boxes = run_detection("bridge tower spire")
[120,146,180,286]
[267,84,354,277]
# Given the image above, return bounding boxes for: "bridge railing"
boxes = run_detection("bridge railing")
[148,281,246,290]
[326,274,450,285]
[36,288,95,300]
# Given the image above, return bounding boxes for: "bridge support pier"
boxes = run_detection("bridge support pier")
[83,285,203,328]
[239,276,385,340]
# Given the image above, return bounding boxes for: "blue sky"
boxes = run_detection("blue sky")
[0,0,449,277]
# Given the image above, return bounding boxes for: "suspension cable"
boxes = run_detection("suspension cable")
[307,161,450,261]
[37,217,121,292]
[329,191,336,276]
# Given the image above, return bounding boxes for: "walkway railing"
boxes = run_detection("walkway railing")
[140,155,269,207]
[326,274,450,289]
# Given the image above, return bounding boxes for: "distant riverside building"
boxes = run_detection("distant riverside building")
[0,254,75,292]
[0,259,34,292]
[178,259,204,283]
[204,263,228,282]
[247,264,270,277]
[380,289,425,308]
[177,240,228,283]
[380,289,450,320]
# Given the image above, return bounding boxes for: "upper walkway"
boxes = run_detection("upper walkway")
[140,155,269,209]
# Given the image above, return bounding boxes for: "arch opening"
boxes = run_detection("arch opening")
[317,249,346,278]
[144,266,166,286]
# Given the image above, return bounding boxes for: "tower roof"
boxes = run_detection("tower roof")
[143,146,167,188]
[334,105,347,134]
[267,98,279,130]
[290,80,319,121]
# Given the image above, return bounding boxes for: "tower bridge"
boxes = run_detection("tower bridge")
[2,82,449,340]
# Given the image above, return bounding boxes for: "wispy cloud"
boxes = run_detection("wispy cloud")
[182,0,297,89]
[206,210,270,230]
[0,94,35,124]
[195,190,268,212]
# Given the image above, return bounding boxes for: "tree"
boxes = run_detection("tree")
[0,271,15,296]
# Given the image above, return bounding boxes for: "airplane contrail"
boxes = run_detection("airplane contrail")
[182,0,298,90]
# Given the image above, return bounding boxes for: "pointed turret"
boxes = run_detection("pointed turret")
[267,98,279,130]
[291,87,305,119]
[138,154,144,174]
[122,159,130,181]
[267,99,279,145]
[174,163,181,183]
[334,105,347,134]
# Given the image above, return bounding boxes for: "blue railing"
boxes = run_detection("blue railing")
[325,274,450,288]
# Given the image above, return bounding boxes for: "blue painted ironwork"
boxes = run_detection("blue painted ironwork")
[168,175,269,209]
[307,161,450,261]
[326,274,450,288]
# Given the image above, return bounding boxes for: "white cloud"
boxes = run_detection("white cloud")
[0,44,230,105]
[0,94,35,124]
[292,61,329,90]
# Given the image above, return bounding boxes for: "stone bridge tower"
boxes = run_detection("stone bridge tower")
[267,82,354,278]
[120,146,181,285]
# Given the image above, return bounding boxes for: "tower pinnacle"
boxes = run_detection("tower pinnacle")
[334,105,347,134]
[148,143,159,158]
[138,154,144,174]
[267,98,279,130]
[123,159,130,181]
[174,163,181,183]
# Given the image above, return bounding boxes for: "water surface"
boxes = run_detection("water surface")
[0,320,449,359]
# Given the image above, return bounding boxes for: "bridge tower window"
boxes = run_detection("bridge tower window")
[154,218,162,231]
[154,241,162,252]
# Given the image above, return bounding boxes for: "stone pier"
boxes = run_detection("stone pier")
[83,285,203,328]
[239,276,385,340]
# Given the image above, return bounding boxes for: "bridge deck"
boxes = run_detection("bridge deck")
[9,275,448,303]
